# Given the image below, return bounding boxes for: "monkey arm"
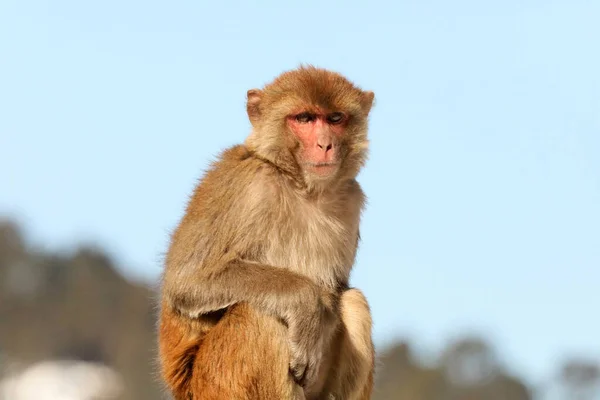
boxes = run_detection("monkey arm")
[164,258,328,323]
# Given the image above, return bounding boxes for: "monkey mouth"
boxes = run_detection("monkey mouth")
[304,162,339,176]
[306,162,338,168]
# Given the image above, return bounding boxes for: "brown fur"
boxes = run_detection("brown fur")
[158,65,375,399]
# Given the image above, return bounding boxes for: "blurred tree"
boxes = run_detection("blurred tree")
[0,221,25,257]
[373,337,531,400]
[558,359,600,400]
[374,341,446,399]
[440,337,499,387]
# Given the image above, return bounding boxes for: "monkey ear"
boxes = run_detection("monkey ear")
[360,91,375,114]
[246,89,263,126]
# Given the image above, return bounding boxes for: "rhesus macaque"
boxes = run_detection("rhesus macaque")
[158,65,375,400]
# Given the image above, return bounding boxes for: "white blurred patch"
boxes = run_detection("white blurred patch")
[0,360,124,400]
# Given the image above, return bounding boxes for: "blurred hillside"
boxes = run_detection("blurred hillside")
[1,218,598,399]
[0,220,162,399]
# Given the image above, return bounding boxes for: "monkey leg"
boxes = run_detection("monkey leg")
[321,289,374,400]
[190,302,304,400]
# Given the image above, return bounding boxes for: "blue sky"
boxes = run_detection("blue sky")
[1,0,599,388]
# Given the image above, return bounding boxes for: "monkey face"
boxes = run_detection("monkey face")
[285,108,347,179]
[245,66,374,186]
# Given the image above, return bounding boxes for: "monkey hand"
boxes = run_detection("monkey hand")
[288,289,338,389]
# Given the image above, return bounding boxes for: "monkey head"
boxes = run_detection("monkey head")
[245,65,374,189]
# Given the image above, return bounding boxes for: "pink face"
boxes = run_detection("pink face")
[286,108,348,177]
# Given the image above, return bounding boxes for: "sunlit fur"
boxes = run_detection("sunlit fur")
[158,66,375,400]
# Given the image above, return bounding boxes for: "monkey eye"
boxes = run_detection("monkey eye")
[295,112,316,123]
[326,112,345,124]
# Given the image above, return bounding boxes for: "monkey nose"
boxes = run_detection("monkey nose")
[317,142,333,153]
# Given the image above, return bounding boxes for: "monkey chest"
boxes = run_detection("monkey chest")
[261,213,356,287]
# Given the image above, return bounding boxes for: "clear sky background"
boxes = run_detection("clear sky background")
[1,0,599,389]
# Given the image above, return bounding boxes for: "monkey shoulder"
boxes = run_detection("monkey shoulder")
[164,146,275,276]
[195,145,279,215]
[224,145,280,198]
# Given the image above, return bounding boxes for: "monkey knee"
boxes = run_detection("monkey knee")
[340,289,373,362]
[340,289,372,326]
